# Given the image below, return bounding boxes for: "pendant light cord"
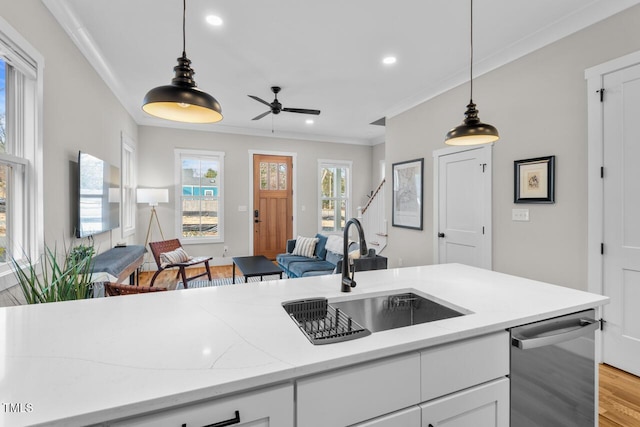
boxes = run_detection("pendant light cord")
[469,0,474,102]
[182,0,187,56]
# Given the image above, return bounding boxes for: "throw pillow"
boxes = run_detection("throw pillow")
[315,233,328,259]
[160,247,191,267]
[291,236,319,258]
[325,235,343,253]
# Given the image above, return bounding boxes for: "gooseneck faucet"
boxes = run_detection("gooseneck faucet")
[341,218,369,292]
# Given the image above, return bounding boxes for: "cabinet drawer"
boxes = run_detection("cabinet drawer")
[297,352,421,427]
[421,331,509,401]
[421,378,510,427]
[351,406,421,427]
[108,383,293,427]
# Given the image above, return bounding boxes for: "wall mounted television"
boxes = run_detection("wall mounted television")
[76,151,120,238]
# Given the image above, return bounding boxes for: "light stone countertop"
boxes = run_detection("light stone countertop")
[0,264,608,426]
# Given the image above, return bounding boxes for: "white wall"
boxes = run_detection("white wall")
[0,1,138,305]
[371,142,385,190]
[137,126,373,260]
[384,5,640,290]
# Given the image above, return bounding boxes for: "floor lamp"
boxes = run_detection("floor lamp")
[137,188,169,248]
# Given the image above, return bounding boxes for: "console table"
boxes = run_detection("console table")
[91,245,145,285]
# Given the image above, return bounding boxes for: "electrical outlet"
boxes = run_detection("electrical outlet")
[223,246,228,253]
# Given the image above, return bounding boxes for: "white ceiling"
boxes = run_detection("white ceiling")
[45,0,640,145]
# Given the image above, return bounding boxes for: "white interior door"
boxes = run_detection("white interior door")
[602,63,640,376]
[434,145,492,269]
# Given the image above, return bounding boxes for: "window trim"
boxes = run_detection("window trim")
[120,133,136,238]
[0,16,44,292]
[317,159,352,234]
[174,148,225,244]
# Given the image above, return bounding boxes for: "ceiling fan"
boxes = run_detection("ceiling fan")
[248,86,321,120]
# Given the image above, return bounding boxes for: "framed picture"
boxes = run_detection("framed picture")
[514,156,555,203]
[392,158,424,229]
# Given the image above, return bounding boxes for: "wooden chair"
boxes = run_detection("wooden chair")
[104,283,167,296]
[148,239,212,288]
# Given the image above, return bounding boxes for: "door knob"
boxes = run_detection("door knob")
[438,232,445,238]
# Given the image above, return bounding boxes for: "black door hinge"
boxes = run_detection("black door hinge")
[600,318,606,331]
[598,88,605,102]
[601,243,604,255]
[601,167,604,178]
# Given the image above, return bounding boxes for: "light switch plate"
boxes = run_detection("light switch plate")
[512,208,530,221]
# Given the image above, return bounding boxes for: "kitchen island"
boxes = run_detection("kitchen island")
[0,264,608,426]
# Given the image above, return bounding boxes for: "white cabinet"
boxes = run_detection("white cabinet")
[108,383,293,427]
[297,352,421,427]
[296,332,509,427]
[421,378,510,427]
[420,331,509,401]
[352,406,421,426]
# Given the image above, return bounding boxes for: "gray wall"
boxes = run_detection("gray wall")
[138,126,373,261]
[0,1,137,305]
[0,0,138,246]
[384,5,640,290]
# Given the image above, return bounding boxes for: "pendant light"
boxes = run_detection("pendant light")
[142,0,223,123]
[445,0,498,145]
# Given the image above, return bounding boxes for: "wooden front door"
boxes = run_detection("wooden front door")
[253,154,293,260]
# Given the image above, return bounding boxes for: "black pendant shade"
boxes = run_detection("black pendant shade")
[142,0,222,124]
[445,0,498,145]
[445,101,499,145]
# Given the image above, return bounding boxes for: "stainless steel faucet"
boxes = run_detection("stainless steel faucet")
[341,218,369,292]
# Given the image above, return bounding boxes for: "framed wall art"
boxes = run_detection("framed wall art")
[392,158,424,229]
[514,155,555,203]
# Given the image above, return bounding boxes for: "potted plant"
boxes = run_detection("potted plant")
[10,243,96,304]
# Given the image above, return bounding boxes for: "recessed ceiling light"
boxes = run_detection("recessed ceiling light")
[305,119,314,125]
[383,56,397,65]
[206,15,223,26]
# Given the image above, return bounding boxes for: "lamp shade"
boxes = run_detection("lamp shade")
[137,188,169,206]
[445,101,499,146]
[108,187,121,203]
[142,54,222,124]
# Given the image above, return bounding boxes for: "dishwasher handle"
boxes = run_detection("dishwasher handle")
[511,317,600,350]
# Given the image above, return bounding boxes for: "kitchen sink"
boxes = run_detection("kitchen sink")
[330,292,466,333]
[283,291,467,344]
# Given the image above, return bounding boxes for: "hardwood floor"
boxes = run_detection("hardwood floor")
[139,267,640,426]
[139,265,232,288]
[600,364,640,427]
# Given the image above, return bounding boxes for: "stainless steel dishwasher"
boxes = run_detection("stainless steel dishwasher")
[510,309,600,427]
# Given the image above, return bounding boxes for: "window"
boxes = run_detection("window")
[0,19,44,290]
[259,161,288,190]
[121,134,136,238]
[175,149,224,243]
[319,160,352,233]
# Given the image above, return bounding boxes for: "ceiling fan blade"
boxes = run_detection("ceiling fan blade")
[282,107,321,115]
[252,110,272,121]
[248,95,273,108]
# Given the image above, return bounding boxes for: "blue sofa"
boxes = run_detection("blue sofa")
[276,233,387,278]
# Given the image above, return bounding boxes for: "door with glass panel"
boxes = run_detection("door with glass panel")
[253,155,293,260]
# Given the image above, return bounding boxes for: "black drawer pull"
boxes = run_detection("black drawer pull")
[203,410,241,427]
